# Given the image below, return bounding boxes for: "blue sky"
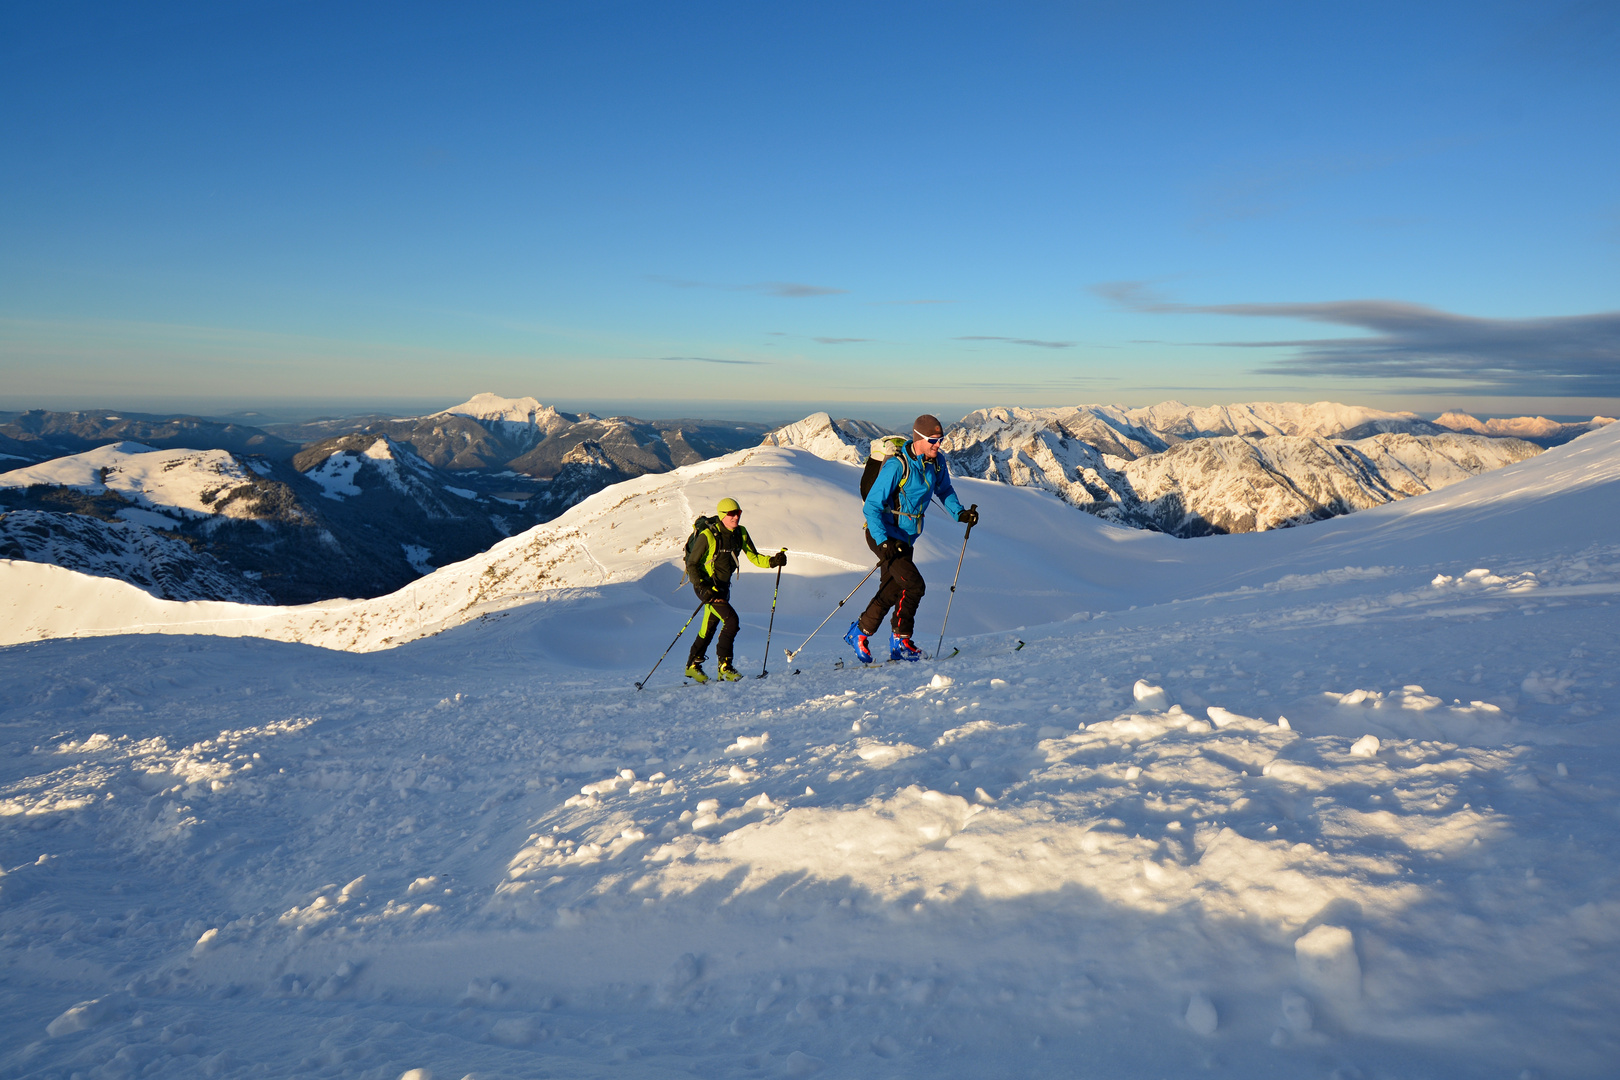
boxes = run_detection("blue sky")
[2,0,1617,421]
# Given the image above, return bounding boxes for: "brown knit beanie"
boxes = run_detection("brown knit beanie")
[912,414,944,438]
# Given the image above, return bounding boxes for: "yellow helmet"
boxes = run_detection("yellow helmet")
[716,497,741,515]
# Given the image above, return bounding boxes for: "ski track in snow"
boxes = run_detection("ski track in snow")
[3,428,1620,1078]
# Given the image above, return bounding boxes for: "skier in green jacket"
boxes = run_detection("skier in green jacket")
[685,497,786,682]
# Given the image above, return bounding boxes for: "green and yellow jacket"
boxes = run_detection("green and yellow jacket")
[685,516,772,599]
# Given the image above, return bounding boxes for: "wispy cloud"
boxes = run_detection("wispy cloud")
[647,275,846,298]
[1094,281,1620,397]
[868,299,959,306]
[955,335,1076,349]
[813,337,870,345]
[658,355,770,366]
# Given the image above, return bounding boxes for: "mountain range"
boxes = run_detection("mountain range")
[935,405,1549,535]
[764,403,1603,536]
[0,397,1610,603]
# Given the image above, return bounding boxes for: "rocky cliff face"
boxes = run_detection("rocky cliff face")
[0,510,273,604]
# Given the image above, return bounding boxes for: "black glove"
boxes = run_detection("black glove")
[769,551,787,568]
[958,506,979,527]
[694,579,717,603]
[879,538,912,561]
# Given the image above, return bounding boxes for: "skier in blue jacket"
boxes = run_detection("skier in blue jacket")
[845,413,980,663]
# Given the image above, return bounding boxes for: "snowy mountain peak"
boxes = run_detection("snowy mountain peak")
[436,393,562,427]
[760,413,899,466]
[1433,411,1489,434]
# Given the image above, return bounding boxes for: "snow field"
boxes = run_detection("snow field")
[3,425,1620,1078]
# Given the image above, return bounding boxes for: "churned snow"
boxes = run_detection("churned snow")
[3,424,1620,1078]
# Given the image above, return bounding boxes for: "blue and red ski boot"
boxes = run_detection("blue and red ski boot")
[844,622,874,664]
[890,633,922,662]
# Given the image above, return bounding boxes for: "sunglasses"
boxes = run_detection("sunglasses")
[722,509,741,518]
[915,432,944,445]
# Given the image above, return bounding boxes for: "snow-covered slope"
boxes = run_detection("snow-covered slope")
[0,441,288,525]
[4,426,1620,1079]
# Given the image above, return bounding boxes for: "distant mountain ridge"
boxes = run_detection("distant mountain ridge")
[0,409,296,464]
[0,396,772,603]
[1432,411,1614,446]
[940,404,1551,536]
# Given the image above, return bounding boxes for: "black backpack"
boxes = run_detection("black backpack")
[859,436,911,501]
[679,515,715,587]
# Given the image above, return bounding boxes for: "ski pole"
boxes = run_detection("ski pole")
[635,603,705,690]
[933,503,976,661]
[784,562,880,662]
[756,558,784,679]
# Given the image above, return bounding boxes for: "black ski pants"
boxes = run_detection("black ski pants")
[687,595,740,665]
[859,530,926,638]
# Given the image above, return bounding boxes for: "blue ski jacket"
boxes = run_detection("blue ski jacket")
[863,443,965,544]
